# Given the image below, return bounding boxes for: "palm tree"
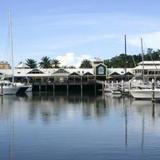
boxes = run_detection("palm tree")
[80,59,93,68]
[39,56,52,68]
[25,59,37,68]
[52,59,60,68]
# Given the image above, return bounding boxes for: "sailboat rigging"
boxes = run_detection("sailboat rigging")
[0,11,29,95]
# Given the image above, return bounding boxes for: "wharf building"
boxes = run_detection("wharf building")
[0,61,11,69]
[133,61,160,80]
[0,61,108,95]
[1,60,158,94]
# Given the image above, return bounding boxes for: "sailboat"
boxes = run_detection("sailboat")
[129,39,160,100]
[0,12,29,95]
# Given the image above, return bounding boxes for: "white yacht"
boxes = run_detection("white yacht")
[0,80,20,95]
[129,78,160,99]
[130,88,160,99]
[0,80,29,95]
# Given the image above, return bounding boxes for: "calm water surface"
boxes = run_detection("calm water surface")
[0,93,160,160]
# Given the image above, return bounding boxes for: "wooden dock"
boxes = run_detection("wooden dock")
[32,78,104,95]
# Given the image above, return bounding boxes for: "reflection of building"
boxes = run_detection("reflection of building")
[0,61,11,69]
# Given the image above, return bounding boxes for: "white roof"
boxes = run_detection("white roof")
[134,65,160,70]
[0,68,94,77]
[108,68,133,75]
[135,61,160,70]
[138,61,160,65]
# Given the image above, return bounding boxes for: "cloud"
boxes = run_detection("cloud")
[128,32,160,49]
[56,52,92,68]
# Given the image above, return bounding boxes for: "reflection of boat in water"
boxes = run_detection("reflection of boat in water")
[131,99,152,108]
[105,92,121,98]
[111,89,121,95]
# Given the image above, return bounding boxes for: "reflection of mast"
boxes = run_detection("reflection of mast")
[0,96,3,106]
[152,103,155,119]
[141,111,145,151]
[125,105,128,149]
[123,98,128,149]
[9,108,15,160]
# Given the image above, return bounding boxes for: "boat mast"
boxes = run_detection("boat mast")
[124,35,127,80]
[9,11,14,83]
[141,38,144,82]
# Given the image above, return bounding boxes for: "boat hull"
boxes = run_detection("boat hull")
[0,86,20,95]
[130,89,160,99]
[16,86,29,94]
[0,85,29,95]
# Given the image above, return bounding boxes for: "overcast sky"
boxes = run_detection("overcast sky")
[1,0,160,67]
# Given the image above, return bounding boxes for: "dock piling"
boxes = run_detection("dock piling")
[0,84,3,96]
[152,79,155,102]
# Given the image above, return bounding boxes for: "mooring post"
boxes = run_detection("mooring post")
[0,84,3,95]
[152,102,155,118]
[81,84,83,97]
[81,76,83,97]
[39,82,41,92]
[121,80,124,94]
[53,83,55,96]
[67,84,69,96]
[152,79,155,102]
[45,82,47,92]
[102,82,105,96]
[129,80,131,96]
[94,82,97,96]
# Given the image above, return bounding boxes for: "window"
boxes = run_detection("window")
[98,66,105,75]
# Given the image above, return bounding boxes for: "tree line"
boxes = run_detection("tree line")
[104,48,160,68]
[25,56,93,69]
[25,48,159,69]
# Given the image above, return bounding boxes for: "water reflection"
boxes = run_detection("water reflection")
[1,94,160,159]
[1,94,160,124]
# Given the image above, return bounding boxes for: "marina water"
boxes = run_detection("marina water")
[0,93,160,160]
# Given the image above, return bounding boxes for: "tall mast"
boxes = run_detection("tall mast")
[9,11,14,83]
[141,38,144,82]
[124,35,127,80]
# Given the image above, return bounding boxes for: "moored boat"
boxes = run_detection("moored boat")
[0,80,29,95]
[130,88,160,99]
